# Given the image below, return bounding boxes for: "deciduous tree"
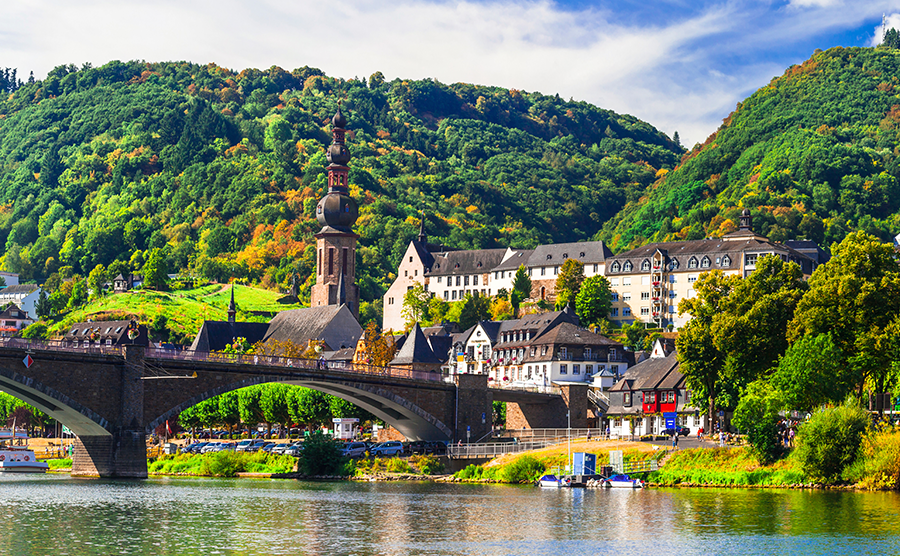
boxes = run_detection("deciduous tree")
[575,275,612,329]
[554,259,584,310]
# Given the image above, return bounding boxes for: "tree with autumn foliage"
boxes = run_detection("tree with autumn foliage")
[358,321,396,366]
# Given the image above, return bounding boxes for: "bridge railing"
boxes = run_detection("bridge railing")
[487,384,562,396]
[447,438,565,459]
[0,338,449,383]
[145,347,448,383]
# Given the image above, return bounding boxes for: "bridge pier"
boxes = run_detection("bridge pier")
[454,374,492,443]
[505,383,590,429]
[72,344,149,478]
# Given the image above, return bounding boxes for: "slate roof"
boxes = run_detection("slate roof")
[492,249,533,272]
[0,284,39,295]
[427,334,453,363]
[428,249,508,276]
[0,306,30,320]
[263,304,362,351]
[609,352,680,393]
[391,323,442,365]
[534,322,620,347]
[63,319,150,346]
[526,241,612,268]
[189,321,270,352]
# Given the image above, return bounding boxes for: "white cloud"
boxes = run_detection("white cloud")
[0,0,893,145]
[871,13,900,45]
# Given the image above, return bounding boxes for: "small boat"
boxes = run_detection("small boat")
[604,473,643,488]
[0,429,49,473]
[537,474,571,488]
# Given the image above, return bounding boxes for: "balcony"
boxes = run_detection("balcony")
[652,281,660,287]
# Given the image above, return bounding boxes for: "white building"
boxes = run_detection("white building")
[0,285,41,320]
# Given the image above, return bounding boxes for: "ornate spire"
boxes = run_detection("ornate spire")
[315,104,358,233]
[227,285,236,324]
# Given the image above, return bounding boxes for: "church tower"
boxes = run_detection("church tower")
[310,107,360,317]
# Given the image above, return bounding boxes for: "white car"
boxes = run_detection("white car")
[370,441,404,457]
[340,442,368,458]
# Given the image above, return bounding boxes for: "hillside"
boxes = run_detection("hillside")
[0,60,682,318]
[46,284,299,343]
[601,46,900,251]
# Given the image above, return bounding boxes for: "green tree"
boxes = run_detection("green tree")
[400,281,430,329]
[789,232,900,398]
[554,259,584,310]
[66,277,87,310]
[35,290,50,319]
[288,387,331,429]
[459,292,492,331]
[794,400,869,484]
[883,27,900,49]
[218,390,242,433]
[20,322,48,340]
[575,275,612,329]
[142,248,169,291]
[510,265,532,317]
[87,264,107,299]
[296,430,344,476]
[732,380,784,464]
[771,333,847,412]
[260,384,292,436]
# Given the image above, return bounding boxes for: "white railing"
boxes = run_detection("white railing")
[493,428,607,441]
[487,383,562,395]
[447,438,564,459]
[588,389,609,411]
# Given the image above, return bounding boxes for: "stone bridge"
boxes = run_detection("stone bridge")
[0,340,586,478]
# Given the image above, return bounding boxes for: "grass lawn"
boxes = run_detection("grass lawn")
[46,284,302,342]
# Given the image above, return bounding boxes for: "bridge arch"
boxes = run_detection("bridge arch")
[0,364,112,437]
[148,375,453,441]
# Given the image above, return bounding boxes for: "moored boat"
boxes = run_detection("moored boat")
[0,430,49,473]
[604,473,643,488]
[537,474,571,488]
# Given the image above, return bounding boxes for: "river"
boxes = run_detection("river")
[0,474,897,555]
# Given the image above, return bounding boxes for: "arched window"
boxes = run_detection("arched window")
[540,286,546,299]
[611,261,621,272]
[688,257,699,269]
[701,256,711,269]
[623,261,633,272]
[721,255,731,267]
[641,259,651,271]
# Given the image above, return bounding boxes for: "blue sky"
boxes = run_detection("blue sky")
[0,1,897,145]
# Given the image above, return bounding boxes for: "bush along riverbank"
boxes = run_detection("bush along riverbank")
[149,451,297,477]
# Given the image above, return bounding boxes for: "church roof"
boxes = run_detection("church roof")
[428,249,508,276]
[264,304,362,351]
[492,249,533,272]
[189,321,270,352]
[391,323,442,365]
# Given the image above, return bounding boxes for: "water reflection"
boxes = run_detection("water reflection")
[0,475,897,555]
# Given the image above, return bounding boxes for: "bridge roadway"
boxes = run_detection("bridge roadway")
[0,339,583,478]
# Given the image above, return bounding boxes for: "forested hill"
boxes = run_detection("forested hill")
[600,46,900,251]
[0,60,681,313]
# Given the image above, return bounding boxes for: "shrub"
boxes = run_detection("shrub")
[843,424,900,489]
[200,451,243,477]
[794,400,869,484]
[732,380,785,465]
[409,454,444,475]
[387,457,413,474]
[296,430,345,476]
[47,458,72,470]
[499,455,546,484]
[455,464,484,480]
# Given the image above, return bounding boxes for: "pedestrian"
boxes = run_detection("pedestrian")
[719,430,725,447]
[789,428,795,447]
[672,434,678,449]
[587,429,592,441]
[698,427,703,442]
[605,425,610,438]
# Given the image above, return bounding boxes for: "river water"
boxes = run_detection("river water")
[0,474,897,555]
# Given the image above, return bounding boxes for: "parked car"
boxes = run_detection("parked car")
[370,441,404,457]
[426,441,448,455]
[237,439,267,452]
[201,442,225,453]
[405,441,428,455]
[661,425,691,437]
[284,443,304,457]
[271,443,292,455]
[189,442,210,454]
[340,442,368,458]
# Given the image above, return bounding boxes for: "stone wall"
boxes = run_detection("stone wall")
[504,384,589,429]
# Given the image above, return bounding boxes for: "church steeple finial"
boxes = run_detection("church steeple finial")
[418,212,427,244]
[227,284,236,324]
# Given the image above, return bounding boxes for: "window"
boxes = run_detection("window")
[464,276,470,286]
[623,292,631,301]
[554,266,559,275]
[541,346,548,355]
[701,256,711,268]
[722,255,731,267]
[455,276,461,286]
[593,264,598,273]
[585,347,592,359]
[668,391,676,402]
[611,261,621,272]
[560,364,567,374]
[641,292,650,300]
[745,254,758,266]
[614,418,623,427]
[541,267,546,276]
[670,305,676,313]
[473,275,479,285]
[623,261,633,272]
[610,308,619,317]
[641,276,651,285]
[669,275,677,283]
[451,291,457,300]
[586,364,593,375]
[688,257,699,269]
[624,392,631,406]
[623,307,631,316]
[611,364,619,374]
[437,276,442,283]
[669,259,679,270]
[528,268,533,277]
[409,256,413,262]
[500,271,505,279]
[649,392,656,403]
[640,307,650,316]
[443,291,449,300]
[623,277,631,286]
[688,274,698,283]
[669,291,677,298]
[573,364,580,375]
[611,279,619,287]
[530,347,536,357]
[641,260,650,271]
[611,293,619,301]
[404,270,408,277]
[560,347,568,359]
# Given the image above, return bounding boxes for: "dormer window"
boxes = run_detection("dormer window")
[562,253,568,259]
[580,252,585,258]
[722,255,731,267]
[547,254,552,260]
[701,256,711,269]
[641,260,650,271]
[688,257,699,269]
[611,261,621,272]
[623,261,633,272]
[669,259,679,270]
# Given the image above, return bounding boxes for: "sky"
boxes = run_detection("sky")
[0,0,897,145]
